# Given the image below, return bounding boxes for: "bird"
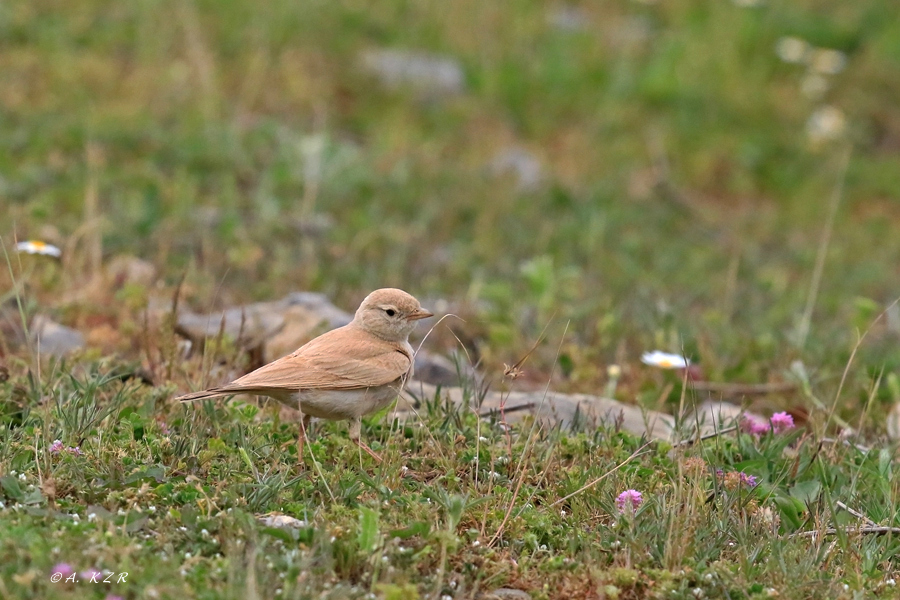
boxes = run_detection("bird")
[176,288,433,462]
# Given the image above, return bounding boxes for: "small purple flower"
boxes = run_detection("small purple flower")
[105,596,124,600]
[770,412,795,433]
[616,489,643,513]
[51,562,75,579]
[81,567,103,582]
[740,416,770,436]
[49,440,63,454]
[718,469,758,490]
[739,472,758,488]
[66,446,83,456]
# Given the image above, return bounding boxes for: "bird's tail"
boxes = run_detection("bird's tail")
[176,387,241,403]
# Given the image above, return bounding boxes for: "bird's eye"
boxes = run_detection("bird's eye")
[385,309,396,317]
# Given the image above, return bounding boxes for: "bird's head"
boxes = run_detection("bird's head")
[353,288,433,342]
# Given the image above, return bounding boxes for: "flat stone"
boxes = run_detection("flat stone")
[696,400,746,428]
[282,292,352,328]
[398,381,677,441]
[259,514,306,528]
[361,49,465,95]
[414,350,481,387]
[608,15,654,48]
[176,293,481,385]
[171,291,760,443]
[106,255,157,288]
[887,402,900,441]
[490,148,543,192]
[176,292,352,362]
[548,6,589,31]
[31,316,85,357]
[397,385,756,442]
[480,589,532,600]
[176,302,285,351]
[264,305,334,362]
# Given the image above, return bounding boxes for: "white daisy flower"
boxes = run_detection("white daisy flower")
[641,351,690,369]
[806,106,846,145]
[15,240,62,258]
[810,48,847,75]
[800,73,829,100]
[775,37,809,64]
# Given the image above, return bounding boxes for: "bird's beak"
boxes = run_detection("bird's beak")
[407,308,434,321]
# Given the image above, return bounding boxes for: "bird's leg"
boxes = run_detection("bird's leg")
[349,417,382,463]
[297,413,311,464]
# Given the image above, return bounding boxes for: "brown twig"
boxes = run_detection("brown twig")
[488,321,568,549]
[675,425,739,447]
[792,527,900,539]
[498,317,555,457]
[477,402,535,418]
[165,272,186,382]
[548,441,653,508]
[502,315,554,380]
[835,501,877,527]
[820,437,871,453]
[404,313,469,465]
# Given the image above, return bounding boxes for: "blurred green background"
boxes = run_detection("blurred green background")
[3,0,900,412]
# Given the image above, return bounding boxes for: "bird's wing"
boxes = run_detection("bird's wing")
[227,325,412,392]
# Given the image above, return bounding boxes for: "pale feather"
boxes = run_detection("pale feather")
[237,324,411,388]
[175,323,412,402]
[175,288,429,425]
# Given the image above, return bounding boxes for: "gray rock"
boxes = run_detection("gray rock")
[480,589,532,600]
[398,384,759,442]
[282,292,352,328]
[361,49,465,95]
[399,381,678,440]
[105,255,157,288]
[176,292,351,355]
[258,514,306,528]
[414,350,481,388]
[888,402,900,441]
[176,292,490,384]
[173,291,758,443]
[608,16,653,48]
[176,301,287,352]
[548,6,588,31]
[490,148,543,192]
[696,400,747,428]
[31,316,85,357]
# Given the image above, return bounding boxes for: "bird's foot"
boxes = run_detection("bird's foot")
[296,438,308,469]
[296,414,311,468]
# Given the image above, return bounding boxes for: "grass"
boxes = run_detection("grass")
[2,0,900,597]
[1,364,899,599]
